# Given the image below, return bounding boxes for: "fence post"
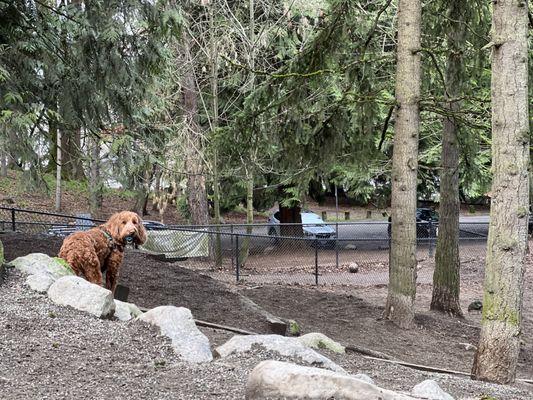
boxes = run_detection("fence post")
[314,238,319,286]
[230,224,234,270]
[335,222,339,269]
[235,234,240,283]
[11,208,16,231]
[388,220,391,259]
[428,220,435,258]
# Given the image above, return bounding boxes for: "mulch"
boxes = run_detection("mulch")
[2,231,532,383]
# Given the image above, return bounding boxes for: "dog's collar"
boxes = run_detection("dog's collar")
[99,228,123,251]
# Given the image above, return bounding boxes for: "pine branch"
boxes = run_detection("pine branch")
[220,54,335,79]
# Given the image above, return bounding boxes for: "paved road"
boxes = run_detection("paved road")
[180,215,489,252]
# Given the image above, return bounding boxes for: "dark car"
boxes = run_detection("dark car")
[142,220,167,230]
[387,208,439,238]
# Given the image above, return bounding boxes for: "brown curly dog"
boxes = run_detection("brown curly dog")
[58,211,147,294]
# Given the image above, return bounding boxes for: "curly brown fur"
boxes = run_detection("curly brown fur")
[58,211,147,294]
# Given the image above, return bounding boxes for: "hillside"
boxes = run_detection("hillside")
[0,171,186,224]
[0,171,487,224]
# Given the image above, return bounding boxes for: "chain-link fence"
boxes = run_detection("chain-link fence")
[0,206,104,235]
[0,206,489,287]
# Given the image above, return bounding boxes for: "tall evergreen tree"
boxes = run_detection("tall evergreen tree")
[471,0,529,384]
[383,0,421,329]
[430,0,468,317]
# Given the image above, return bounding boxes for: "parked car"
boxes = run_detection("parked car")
[267,211,336,246]
[387,208,439,238]
[142,220,167,230]
[48,219,166,237]
[47,214,95,237]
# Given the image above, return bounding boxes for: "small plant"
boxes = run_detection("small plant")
[176,196,190,219]
[48,311,56,318]
[52,342,59,348]
[53,257,75,275]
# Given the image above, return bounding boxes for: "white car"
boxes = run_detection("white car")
[267,211,336,245]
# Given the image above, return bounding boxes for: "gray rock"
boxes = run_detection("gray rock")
[114,300,143,321]
[345,244,357,250]
[138,306,212,363]
[467,300,483,312]
[25,273,55,293]
[297,332,345,354]
[215,334,344,372]
[348,262,359,273]
[411,380,454,400]
[9,253,74,279]
[353,373,375,385]
[246,360,416,400]
[47,276,115,319]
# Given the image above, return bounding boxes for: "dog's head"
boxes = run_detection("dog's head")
[104,211,147,246]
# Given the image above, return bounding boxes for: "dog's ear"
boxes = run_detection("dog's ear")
[136,215,147,244]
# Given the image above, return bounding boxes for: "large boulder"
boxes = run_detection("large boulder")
[246,360,416,400]
[47,276,115,319]
[352,373,375,385]
[9,253,74,293]
[114,300,143,321]
[9,253,74,279]
[138,306,212,363]
[25,273,56,293]
[297,332,345,354]
[215,334,344,373]
[411,380,454,400]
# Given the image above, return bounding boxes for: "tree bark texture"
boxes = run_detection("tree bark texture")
[182,38,209,226]
[239,174,254,267]
[55,130,62,212]
[61,129,85,181]
[471,0,529,384]
[209,3,222,267]
[89,135,102,214]
[431,0,466,317]
[1,143,8,177]
[383,0,421,329]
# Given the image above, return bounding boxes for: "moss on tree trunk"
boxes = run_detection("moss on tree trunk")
[471,0,529,384]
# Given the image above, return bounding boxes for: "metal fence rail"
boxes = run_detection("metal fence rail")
[0,206,489,287]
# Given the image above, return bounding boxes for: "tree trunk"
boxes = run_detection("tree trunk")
[471,0,529,384]
[383,0,421,329]
[278,202,303,237]
[182,37,209,226]
[61,129,85,181]
[209,2,222,267]
[430,0,466,317]
[132,166,155,216]
[239,174,254,267]
[55,130,62,212]
[1,142,7,177]
[152,165,162,211]
[89,135,102,214]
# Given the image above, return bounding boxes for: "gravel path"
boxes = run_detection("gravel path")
[1,268,532,400]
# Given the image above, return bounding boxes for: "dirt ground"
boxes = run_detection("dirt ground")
[2,232,532,395]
